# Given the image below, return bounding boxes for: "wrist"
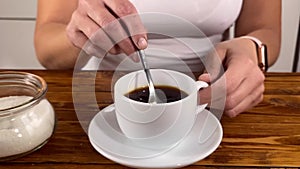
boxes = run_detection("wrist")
[239,36,268,72]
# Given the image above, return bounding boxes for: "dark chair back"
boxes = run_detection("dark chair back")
[292,16,300,72]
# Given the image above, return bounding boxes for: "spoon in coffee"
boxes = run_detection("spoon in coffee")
[137,50,160,103]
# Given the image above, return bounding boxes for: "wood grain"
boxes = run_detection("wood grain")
[1,70,300,168]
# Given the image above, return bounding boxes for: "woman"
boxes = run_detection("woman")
[34,0,281,117]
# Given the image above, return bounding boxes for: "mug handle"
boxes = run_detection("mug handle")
[195,81,209,114]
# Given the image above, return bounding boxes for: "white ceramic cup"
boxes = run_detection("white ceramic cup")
[114,69,208,150]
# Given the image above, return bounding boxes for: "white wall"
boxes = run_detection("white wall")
[0,20,42,69]
[0,0,43,69]
[269,0,300,72]
[0,0,299,71]
[297,25,300,72]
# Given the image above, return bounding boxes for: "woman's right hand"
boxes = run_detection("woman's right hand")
[66,0,148,58]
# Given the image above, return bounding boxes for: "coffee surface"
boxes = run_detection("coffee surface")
[125,85,188,103]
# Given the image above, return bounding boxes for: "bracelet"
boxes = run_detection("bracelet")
[240,36,268,72]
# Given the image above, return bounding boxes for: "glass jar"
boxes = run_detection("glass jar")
[0,71,55,161]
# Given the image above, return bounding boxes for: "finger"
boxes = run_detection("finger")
[66,11,90,48]
[119,15,148,50]
[66,25,88,49]
[198,73,211,105]
[107,45,139,63]
[225,84,264,117]
[104,0,148,49]
[83,40,107,58]
[202,46,227,82]
[199,59,246,107]
[225,69,265,111]
[93,29,122,55]
[198,73,211,83]
[80,1,135,55]
[223,56,253,97]
[97,16,136,55]
[101,17,141,55]
[98,14,136,55]
[70,11,115,54]
[108,45,121,55]
[198,75,227,110]
[198,86,211,105]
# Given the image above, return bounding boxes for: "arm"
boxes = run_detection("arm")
[235,0,281,66]
[34,0,79,69]
[199,0,282,117]
[35,0,147,69]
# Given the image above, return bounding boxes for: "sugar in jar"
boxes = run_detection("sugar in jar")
[0,71,55,161]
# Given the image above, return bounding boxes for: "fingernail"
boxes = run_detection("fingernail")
[137,38,147,49]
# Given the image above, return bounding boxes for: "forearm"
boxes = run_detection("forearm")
[234,0,281,67]
[235,28,281,67]
[34,23,80,69]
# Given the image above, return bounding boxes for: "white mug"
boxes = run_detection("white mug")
[114,69,208,150]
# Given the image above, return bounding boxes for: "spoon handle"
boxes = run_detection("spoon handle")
[137,50,156,103]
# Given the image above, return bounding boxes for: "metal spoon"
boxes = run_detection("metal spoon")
[137,50,158,103]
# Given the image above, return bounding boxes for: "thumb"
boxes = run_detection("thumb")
[136,37,148,50]
[198,73,211,105]
[128,37,148,62]
[198,73,211,84]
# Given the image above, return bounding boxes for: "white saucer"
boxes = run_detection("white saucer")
[88,104,223,168]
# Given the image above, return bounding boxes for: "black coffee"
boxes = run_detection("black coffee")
[125,85,188,103]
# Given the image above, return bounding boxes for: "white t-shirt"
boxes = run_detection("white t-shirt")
[82,0,243,71]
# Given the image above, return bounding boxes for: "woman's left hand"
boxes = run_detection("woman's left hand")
[198,37,265,117]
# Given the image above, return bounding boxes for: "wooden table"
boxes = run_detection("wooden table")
[1,70,300,169]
